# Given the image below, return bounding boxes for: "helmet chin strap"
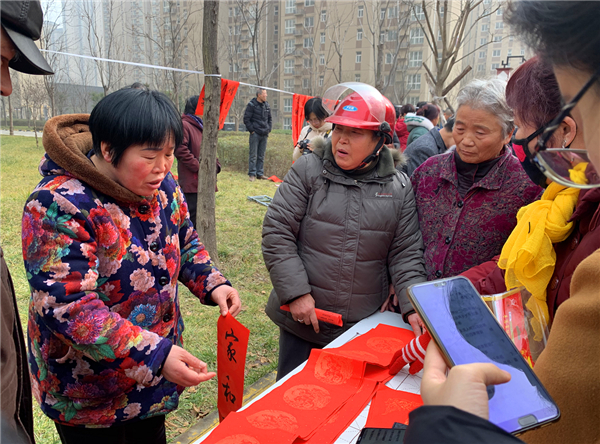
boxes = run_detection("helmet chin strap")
[345,136,386,173]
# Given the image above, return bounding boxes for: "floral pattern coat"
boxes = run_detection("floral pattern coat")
[412,148,542,280]
[22,154,228,427]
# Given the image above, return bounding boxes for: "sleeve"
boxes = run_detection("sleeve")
[460,257,506,296]
[174,124,200,174]
[267,105,273,132]
[243,103,254,133]
[404,406,524,444]
[405,140,434,177]
[262,159,314,305]
[176,186,230,304]
[23,190,172,386]
[388,175,428,321]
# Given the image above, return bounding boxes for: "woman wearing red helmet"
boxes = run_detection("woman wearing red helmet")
[262,83,428,379]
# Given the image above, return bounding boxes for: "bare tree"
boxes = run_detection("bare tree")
[325,3,356,83]
[21,76,47,147]
[412,0,500,108]
[39,0,67,117]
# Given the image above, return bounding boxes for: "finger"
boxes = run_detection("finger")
[191,360,209,374]
[180,349,204,370]
[215,295,229,316]
[309,310,319,334]
[380,299,389,313]
[178,366,205,387]
[196,371,217,382]
[393,294,399,306]
[227,292,242,317]
[409,317,422,337]
[422,341,449,383]
[472,363,512,386]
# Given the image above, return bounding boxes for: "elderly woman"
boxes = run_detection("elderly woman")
[262,83,427,380]
[22,88,240,443]
[411,79,543,281]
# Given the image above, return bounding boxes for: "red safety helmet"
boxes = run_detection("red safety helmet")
[323,82,395,143]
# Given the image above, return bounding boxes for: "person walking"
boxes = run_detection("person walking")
[1,1,54,443]
[243,88,272,181]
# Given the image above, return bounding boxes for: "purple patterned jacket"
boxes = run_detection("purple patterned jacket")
[411,148,542,281]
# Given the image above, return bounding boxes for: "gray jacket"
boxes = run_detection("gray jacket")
[262,137,427,346]
[402,128,448,177]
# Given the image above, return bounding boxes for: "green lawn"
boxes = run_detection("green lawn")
[0,134,292,443]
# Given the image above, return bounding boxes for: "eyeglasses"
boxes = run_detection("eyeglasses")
[523,66,600,189]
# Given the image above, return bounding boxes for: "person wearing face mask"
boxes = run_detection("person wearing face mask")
[263,83,427,380]
[461,57,599,339]
[22,88,242,444]
[411,79,543,282]
[292,97,333,162]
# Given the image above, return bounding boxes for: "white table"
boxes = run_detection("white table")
[194,311,422,444]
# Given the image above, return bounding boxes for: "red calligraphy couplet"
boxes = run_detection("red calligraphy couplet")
[364,385,423,428]
[195,79,240,130]
[217,313,250,422]
[292,94,314,145]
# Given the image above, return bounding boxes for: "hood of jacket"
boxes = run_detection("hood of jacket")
[310,136,407,179]
[182,113,203,131]
[41,113,145,203]
[308,121,333,135]
[404,113,434,132]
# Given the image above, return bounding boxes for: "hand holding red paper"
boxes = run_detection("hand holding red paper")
[162,345,216,387]
[389,331,431,375]
[288,293,320,333]
[211,285,242,317]
[280,303,343,327]
[420,341,511,420]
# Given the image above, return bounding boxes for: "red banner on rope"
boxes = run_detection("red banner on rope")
[196,79,240,130]
[292,94,313,145]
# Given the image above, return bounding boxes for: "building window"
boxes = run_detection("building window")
[284,79,294,92]
[284,59,294,74]
[284,98,293,112]
[480,37,487,45]
[495,21,503,29]
[305,0,314,6]
[408,96,420,106]
[479,51,486,58]
[481,24,489,32]
[285,0,295,14]
[321,10,327,22]
[283,117,292,130]
[319,54,325,65]
[285,19,295,34]
[319,76,324,86]
[305,16,314,28]
[491,63,500,70]
[407,74,421,90]
[386,53,393,64]
[358,5,364,18]
[228,7,232,17]
[249,62,256,74]
[408,51,422,67]
[274,5,278,16]
[303,78,309,89]
[411,4,425,21]
[507,49,512,56]
[357,28,363,40]
[304,37,314,48]
[272,98,278,109]
[274,25,278,35]
[494,35,502,42]
[492,50,501,57]
[410,28,424,44]
[285,39,294,54]
[304,58,312,68]
[355,74,361,82]
[509,35,514,42]
[497,7,503,15]
[380,8,386,20]
[355,51,362,63]
[388,6,398,19]
[387,30,398,41]
[478,64,485,72]
[520,48,525,55]
[379,31,385,44]
[320,32,325,44]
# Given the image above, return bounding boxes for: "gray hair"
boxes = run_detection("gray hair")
[456,79,514,138]
[256,87,266,96]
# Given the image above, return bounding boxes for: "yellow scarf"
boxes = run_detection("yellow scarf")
[498,163,588,340]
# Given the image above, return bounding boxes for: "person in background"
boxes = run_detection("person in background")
[395,104,415,150]
[443,108,453,122]
[244,87,272,181]
[412,79,542,281]
[263,83,427,380]
[174,95,221,226]
[22,88,241,444]
[1,1,54,443]
[292,97,333,162]
[402,117,455,177]
[405,103,440,146]
[462,57,593,330]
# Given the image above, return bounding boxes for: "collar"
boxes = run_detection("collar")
[439,147,511,192]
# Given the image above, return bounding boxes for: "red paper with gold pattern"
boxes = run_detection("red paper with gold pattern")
[292,94,313,145]
[203,411,297,444]
[195,79,240,130]
[217,313,250,421]
[364,385,423,428]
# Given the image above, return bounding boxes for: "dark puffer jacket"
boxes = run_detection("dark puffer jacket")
[263,137,427,346]
[243,98,272,136]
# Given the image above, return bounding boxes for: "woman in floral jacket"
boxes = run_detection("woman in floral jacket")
[22,88,241,444]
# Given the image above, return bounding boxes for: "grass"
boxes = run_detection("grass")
[0,133,295,443]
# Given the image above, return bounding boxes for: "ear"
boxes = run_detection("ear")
[558,116,577,147]
[502,128,515,146]
[100,141,112,163]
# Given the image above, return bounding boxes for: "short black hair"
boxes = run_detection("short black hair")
[401,104,415,115]
[130,82,148,90]
[443,117,455,132]
[89,88,183,167]
[416,101,428,110]
[304,97,328,121]
[506,1,600,89]
[184,95,200,115]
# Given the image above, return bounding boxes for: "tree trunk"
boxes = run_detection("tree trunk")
[197,0,221,261]
[8,95,13,136]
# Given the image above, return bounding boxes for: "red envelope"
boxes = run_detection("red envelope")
[364,385,423,428]
[217,313,250,421]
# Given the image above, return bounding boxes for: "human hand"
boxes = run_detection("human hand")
[289,294,319,333]
[162,345,216,387]
[380,283,399,312]
[421,341,511,420]
[211,285,242,317]
[407,312,426,337]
